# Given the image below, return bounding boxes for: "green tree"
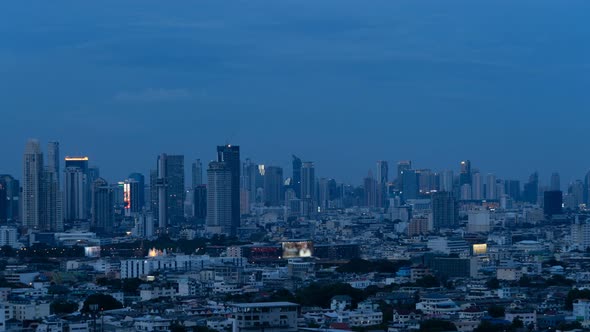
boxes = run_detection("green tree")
[81,294,123,313]
[485,278,500,289]
[419,319,457,332]
[51,299,79,315]
[511,317,524,329]
[566,289,590,310]
[415,275,440,288]
[487,305,505,318]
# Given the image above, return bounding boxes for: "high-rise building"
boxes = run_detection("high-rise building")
[544,190,563,216]
[460,184,472,201]
[206,161,233,235]
[568,180,584,208]
[193,184,207,222]
[397,160,412,189]
[47,141,60,184]
[23,139,43,229]
[523,172,539,204]
[123,179,142,216]
[156,154,185,227]
[550,172,561,191]
[217,145,241,233]
[376,161,389,184]
[0,175,19,224]
[128,173,145,210]
[263,166,283,207]
[417,169,435,194]
[364,170,377,208]
[91,178,115,232]
[41,169,62,231]
[471,172,483,200]
[64,166,87,222]
[401,169,419,201]
[504,180,521,201]
[301,161,315,202]
[432,191,458,229]
[149,170,159,215]
[439,170,454,193]
[485,173,497,200]
[318,178,330,212]
[192,159,203,188]
[292,155,302,198]
[459,160,472,187]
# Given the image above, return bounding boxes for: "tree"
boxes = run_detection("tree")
[81,294,123,313]
[511,317,524,329]
[51,299,78,315]
[487,305,505,318]
[419,319,457,332]
[566,288,590,310]
[415,275,440,288]
[485,278,500,289]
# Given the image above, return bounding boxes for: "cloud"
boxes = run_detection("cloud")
[114,88,192,102]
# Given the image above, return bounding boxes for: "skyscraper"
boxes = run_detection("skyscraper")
[485,173,497,200]
[91,178,115,233]
[544,190,563,216]
[0,175,19,223]
[193,184,207,223]
[376,161,389,184]
[397,160,412,189]
[157,154,185,227]
[439,170,454,192]
[128,172,145,210]
[471,172,482,200]
[550,172,561,191]
[504,180,521,201]
[263,166,284,207]
[23,139,43,229]
[217,145,241,234]
[292,155,302,198]
[64,157,89,222]
[206,161,233,235]
[401,169,419,201]
[192,159,203,188]
[523,172,539,204]
[432,191,458,229]
[47,141,60,184]
[123,178,142,216]
[459,160,472,187]
[364,170,377,208]
[41,168,62,231]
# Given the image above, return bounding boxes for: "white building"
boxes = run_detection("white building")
[573,299,590,322]
[0,226,20,249]
[8,301,50,321]
[467,209,490,233]
[229,302,299,332]
[416,294,460,317]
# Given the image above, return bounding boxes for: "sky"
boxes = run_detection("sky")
[1,0,589,186]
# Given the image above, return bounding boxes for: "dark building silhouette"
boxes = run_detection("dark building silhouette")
[128,172,145,210]
[206,161,233,235]
[401,169,419,201]
[459,160,472,187]
[544,190,563,216]
[193,184,207,222]
[264,166,284,207]
[504,180,521,201]
[523,171,539,204]
[292,155,302,198]
[432,191,458,229]
[217,145,241,235]
[92,178,114,233]
[156,154,185,227]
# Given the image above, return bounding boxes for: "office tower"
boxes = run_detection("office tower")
[432,191,458,229]
[523,172,539,204]
[292,155,302,198]
[460,184,472,201]
[544,190,563,216]
[584,171,590,205]
[439,170,454,192]
[193,184,207,222]
[0,182,6,223]
[217,145,241,233]
[23,139,43,229]
[263,166,283,207]
[470,172,483,200]
[149,170,158,215]
[459,160,472,187]
[192,159,203,188]
[133,213,155,238]
[550,172,561,191]
[242,159,257,206]
[41,169,62,231]
[0,175,19,223]
[47,141,60,184]
[376,161,389,184]
[123,179,142,216]
[206,161,232,235]
[301,162,315,201]
[91,178,115,232]
[64,165,87,221]
[128,173,145,210]
[401,169,419,201]
[417,169,435,194]
[485,173,497,200]
[318,178,330,212]
[568,180,584,208]
[397,160,412,189]
[504,180,521,201]
[156,154,185,227]
[364,171,377,208]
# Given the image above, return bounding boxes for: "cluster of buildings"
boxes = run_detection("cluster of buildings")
[3,140,590,331]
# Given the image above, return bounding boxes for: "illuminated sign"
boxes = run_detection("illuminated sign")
[84,246,101,258]
[282,240,313,258]
[64,156,89,161]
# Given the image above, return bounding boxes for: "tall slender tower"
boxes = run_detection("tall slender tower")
[206,161,232,235]
[192,159,203,188]
[157,154,185,228]
[217,145,241,236]
[23,139,43,229]
[47,142,60,184]
[292,155,302,198]
[64,157,89,222]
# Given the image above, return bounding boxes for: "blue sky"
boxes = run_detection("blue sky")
[1,0,589,185]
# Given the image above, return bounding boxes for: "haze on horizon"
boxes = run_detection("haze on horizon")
[0,0,589,185]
